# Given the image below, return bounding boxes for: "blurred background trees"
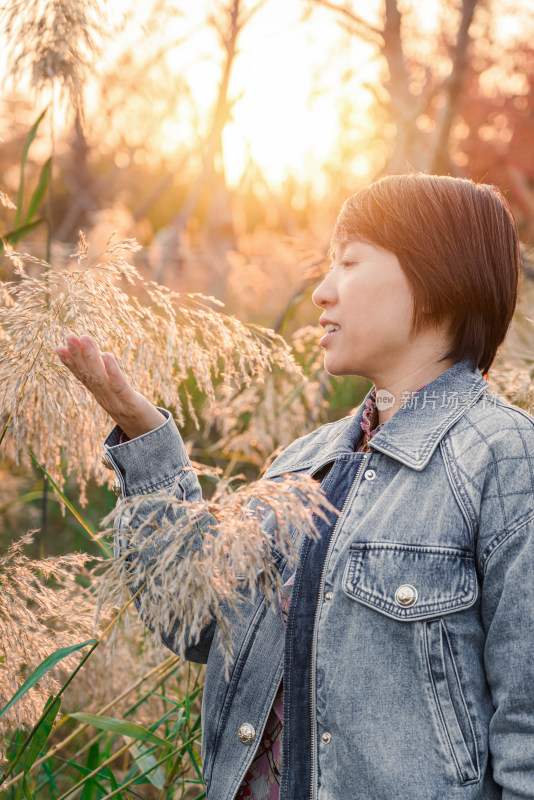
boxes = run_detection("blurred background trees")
[2,0,533,276]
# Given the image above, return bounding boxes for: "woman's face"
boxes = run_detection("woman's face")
[311,238,419,378]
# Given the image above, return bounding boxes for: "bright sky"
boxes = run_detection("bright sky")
[100,0,386,190]
[94,0,529,189]
[1,0,531,192]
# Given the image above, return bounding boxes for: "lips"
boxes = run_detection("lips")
[319,317,340,330]
[323,324,340,334]
[319,319,340,347]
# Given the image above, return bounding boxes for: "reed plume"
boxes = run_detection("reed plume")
[486,360,534,415]
[94,470,340,682]
[0,531,98,761]
[0,232,304,507]
[0,0,108,121]
[486,259,534,414]
[202,325,330,469]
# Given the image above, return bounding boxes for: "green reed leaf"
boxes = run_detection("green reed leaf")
[0,640,97,721]
[68,714,173,750]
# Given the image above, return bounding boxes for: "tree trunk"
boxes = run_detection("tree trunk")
[430,0,478,174]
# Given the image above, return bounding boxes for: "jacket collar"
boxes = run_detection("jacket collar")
[332,358,487,470]
[269,357,488,476]
[264,358,487,478]
[362,357,488,470]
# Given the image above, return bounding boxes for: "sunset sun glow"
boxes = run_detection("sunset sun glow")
[98,0,383,189]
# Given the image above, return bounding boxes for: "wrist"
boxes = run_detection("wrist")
[116,406,168,440]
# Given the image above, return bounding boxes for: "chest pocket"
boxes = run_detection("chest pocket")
[342,541,481,785]
[342,541,478,620]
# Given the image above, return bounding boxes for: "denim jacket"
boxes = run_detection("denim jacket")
[102,357,534,800]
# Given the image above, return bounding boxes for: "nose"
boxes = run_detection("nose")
[312,272,337,308]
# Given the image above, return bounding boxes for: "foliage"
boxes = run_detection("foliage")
[0,531,97,757]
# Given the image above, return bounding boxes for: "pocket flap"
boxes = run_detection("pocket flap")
[342,542,478,620]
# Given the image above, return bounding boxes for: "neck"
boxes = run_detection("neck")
[371,356,456,427]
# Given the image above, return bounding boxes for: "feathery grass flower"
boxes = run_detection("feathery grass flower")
[202,324,330,470]
[0,531,98,760]
[0,231,304,507]
[0,0,108,121]
[94,470,340,682]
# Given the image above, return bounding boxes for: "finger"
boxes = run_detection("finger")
[56,342,81,366]
[56,342,88,378]
[65,333,82,349]
[65,333,86,370]
[75,335,110,389]
[101,352,129,395]
[65,333,80,346]
[62,335,94,385]
[55,346,76,369]
[55,347,91,391]
[60,335,106,394]
[78,335,107,371]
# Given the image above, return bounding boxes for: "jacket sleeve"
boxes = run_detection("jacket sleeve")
[102,407,219,663]
[478,511,534,798]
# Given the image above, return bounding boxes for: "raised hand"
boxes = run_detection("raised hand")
[55,333,167,440]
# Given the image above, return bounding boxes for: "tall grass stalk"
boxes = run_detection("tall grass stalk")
[47,658,186,784]
[56,732,200,800]
[0,579,147,784]
[3,656,179,791]
[6,424,112,556]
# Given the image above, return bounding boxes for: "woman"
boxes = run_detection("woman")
[55,173,534,800]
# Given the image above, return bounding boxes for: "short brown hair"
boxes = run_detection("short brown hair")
[329,173,522,376]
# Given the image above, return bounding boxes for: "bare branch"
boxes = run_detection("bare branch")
[239,0,270,29]
[307,0,384,46]
[383,0,412,108]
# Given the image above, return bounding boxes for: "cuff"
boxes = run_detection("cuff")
[102,407,192,496]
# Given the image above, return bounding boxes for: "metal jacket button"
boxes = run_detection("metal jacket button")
[364,469,376,481]
[395,584,418,607]
[324,591,333,602]
[101,453,113,470]
[238,723,256,745]
[111,478,121,497]
[321,732,332,743]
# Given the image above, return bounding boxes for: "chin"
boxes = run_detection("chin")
[323,359,352,377]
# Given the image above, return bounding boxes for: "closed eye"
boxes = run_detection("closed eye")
[327,260,358,273]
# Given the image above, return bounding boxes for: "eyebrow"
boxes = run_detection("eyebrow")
[336,240,366,260]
